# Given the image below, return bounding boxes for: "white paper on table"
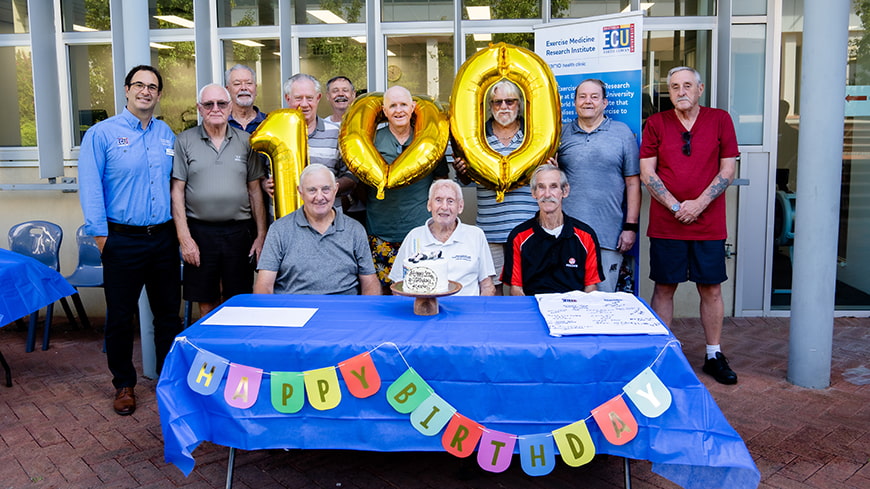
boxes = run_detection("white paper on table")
[200,306,318,327]
[535,290,669,336]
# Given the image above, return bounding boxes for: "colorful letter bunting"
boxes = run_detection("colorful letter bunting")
[182,340,676,476]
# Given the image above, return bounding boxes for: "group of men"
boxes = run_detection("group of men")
[78,62,739,418]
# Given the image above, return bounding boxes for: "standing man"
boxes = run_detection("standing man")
[324,75,357,125]
[78,65,181,416]
[640,66,739,385]
[226,64,268,134]
[558,79,640,292]
[171,83,267,318]
[502,164,603,296]
[453,79,538,295]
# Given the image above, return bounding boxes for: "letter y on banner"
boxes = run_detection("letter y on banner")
[623,367,672,418]
[339,352,381,398]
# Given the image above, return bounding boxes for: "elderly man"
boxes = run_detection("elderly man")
[78,65,181,416]
[557,79,640,292]
[367,85,449,292]
[254,164,379,295]
[324,75,356,124]
[226,64,268,134]
[640,66,739,385]
[389,180,495,296]
[453,79,538,295]
[502,164,603,296]
[171,83,267,318]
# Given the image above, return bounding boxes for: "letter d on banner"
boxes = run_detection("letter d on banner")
[552,420,595,467]
[187,350,228,395]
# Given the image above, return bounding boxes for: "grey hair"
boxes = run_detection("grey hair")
[283,73,321,98]
[428,179,463,203]
[486,79,525,117]
[225,64,256,85]
[530,163,568,191]
[667,66,702,86]
[197,83,231,103]
[299,163,336,186]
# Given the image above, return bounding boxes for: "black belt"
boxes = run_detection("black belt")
[108,220,173,235]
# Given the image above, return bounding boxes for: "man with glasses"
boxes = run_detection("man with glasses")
[557,79,640,293]
[639,66,739,385]
[452,79,537,295]
[171,83,267,319]
[78,65,181,416]
[225,64,268,134]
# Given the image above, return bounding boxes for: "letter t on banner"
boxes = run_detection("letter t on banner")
[477,429,517,473]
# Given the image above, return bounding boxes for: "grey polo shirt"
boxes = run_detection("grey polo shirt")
[172,124,265,222]
[258,207,375,295]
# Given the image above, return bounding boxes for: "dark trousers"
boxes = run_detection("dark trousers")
[102,225,181,389]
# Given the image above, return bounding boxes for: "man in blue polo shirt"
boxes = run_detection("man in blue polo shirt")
[78,65,182,416]
[502,164,604,296]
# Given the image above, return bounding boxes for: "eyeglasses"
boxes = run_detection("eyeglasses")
[200,100,230,110]
[681,131,692,156]
[491,98,519,107]
[128,81,159,93]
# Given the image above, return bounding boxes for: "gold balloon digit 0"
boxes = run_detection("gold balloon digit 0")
[340,92,449,200]
[450,42,561,202]
[250,109,308,219]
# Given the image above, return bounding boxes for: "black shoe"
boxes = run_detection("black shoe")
[702,352,738,385]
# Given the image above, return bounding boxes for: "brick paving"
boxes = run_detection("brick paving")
[0,315,867,489]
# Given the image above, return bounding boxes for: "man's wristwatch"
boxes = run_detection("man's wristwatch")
[622,222,639,232]
[671,202,681,213]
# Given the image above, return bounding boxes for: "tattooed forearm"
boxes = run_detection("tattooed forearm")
[645,176,668,197]
[706,175,731,200]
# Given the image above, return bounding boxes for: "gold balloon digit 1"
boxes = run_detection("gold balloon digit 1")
[250,109,308,219]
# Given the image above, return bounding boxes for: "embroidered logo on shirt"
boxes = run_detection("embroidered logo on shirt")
[566,257,578,268]
[234,155,246,162]
[165,148,175,156]
[117,137,129,146]
[452,254,472,262]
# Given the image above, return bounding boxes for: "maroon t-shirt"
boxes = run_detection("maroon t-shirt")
[640,106,739,240]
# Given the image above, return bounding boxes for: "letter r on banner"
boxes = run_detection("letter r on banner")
[477,429,516,473]
[339,352,381,398]
[303,367,342,410]
[224,363,263,409]
[592,395,638,445]
[519,433,556,476]
[552,420,596,467]
[441,414,483,458]
[187,350,228,395]
[623,367,672,418]
[386,368,431,414]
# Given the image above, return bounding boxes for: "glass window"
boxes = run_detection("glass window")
[461,0,541,20]
[465,32,533,58]
[0,0,28,34]
[299,37,368,118]
[733,0,765,16]
[222,39,283,113]
[154,41,197,133]
[150,0,194,29]
[69,44,114,146]
[646,1,715,17]
[293,0,366,25]
[553,1,629,19]
[0,46,35,146]
[217,0,278,27]
[61,0,110,32]
[642,30,713,122]
[383,0,453,22]
[730,24,765,145]
[386,35,454,103]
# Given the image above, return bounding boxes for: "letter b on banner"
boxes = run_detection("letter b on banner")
[387,368,431,414]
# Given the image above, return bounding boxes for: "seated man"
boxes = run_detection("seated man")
[254,164,380,295]
[502,164,603,296]
[389,180,496,296]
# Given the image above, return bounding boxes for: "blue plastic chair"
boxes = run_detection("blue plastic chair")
[8,221,78,352]
[65,225,104,330]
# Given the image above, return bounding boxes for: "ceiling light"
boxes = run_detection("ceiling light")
[308,10,347,24]
[150,42,174,50]
[153,15,195,28]
[351,36,367,44]
[622,3,655,12]
[473,34,492,42]
[72,24,97,32]
[466,7,491,20]
[233,40,265,47]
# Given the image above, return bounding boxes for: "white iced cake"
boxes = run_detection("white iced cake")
[402,251,449,294]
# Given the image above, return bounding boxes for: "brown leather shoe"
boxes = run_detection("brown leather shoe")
[113,387,136,416]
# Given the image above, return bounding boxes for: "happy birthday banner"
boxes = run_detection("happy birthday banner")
[181,338,675,476]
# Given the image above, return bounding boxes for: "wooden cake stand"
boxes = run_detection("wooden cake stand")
[390,280,462,316]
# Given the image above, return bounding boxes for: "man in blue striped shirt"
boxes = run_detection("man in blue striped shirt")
[78,65,182,416]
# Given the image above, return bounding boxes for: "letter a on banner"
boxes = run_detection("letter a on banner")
[270,371,305,413]
[622,367,672,418]
[338,352,381,398]
[477,429,516,473]
[592,395,638,445]
[224,363,263,409]
[386,368,431,414]
[303,367,341,410]
[552,420,595,467]
[187,350,228,395]
[519,433,555,476]
[410,393,456,436]
[441,414,483,458]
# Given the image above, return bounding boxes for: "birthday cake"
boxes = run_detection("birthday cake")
[402,251,449,294]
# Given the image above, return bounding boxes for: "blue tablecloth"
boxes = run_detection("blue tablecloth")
[0,248,76,326]
[157,294,760,489]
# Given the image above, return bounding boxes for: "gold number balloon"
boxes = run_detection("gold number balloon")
[249,109,308,219]
[450,42,561,201]
[339,92,449,200]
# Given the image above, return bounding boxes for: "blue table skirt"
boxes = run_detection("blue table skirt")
[0,249,76,325]
[157,294,760,489]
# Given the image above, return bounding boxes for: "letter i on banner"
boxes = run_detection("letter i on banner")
[303,367,341,410]
[187,350,229,395]
[519,433,556,476]
[441,414,484,458]
[224,363,263,409]
[410,393,456,436]
[338,352,381,398]
[386,368,432,414]
[592,395,638,445]
[622,367,672,418]
[271,371,305,414]
[552,420,596,467]
[477,429,516,473]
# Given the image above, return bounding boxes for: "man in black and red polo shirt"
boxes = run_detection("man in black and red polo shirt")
[502,163,603,296]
